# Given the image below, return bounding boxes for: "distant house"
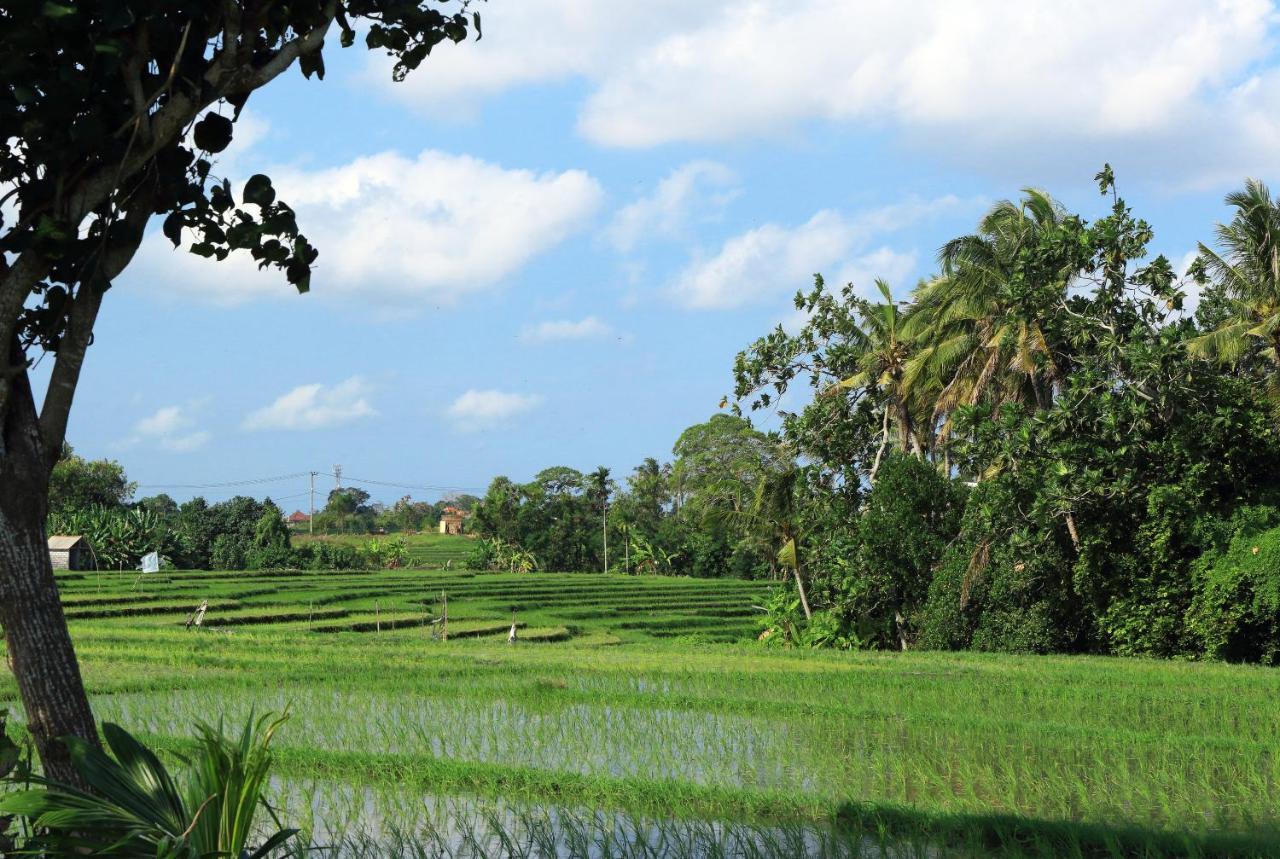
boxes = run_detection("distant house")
[287,510,310,526]
[438,506,467,535]
[48,535,89,571]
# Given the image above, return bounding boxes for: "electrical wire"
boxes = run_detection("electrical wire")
[137,472,310,490]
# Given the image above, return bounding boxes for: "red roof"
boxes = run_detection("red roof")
[287,510,310,523]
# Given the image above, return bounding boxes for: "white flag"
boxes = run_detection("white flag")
[139,552,160,574]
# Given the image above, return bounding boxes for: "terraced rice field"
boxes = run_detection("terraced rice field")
[4,568,1280,857]
[291,532,476,568]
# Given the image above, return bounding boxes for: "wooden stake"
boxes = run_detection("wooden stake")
[442,591,448,641]
[375,600,380,633]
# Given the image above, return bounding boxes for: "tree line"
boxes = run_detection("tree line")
[472,170,1280,664]
[729,169,1280,661]
[468,414,793,580]
[45,449,477,571]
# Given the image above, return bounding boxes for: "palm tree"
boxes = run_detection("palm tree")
[902,189,1071,463]
[750,460,812,620]
[833,279,923,481]
[1189,179,1280,405]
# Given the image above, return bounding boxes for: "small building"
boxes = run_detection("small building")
[48,535,89,571]
[438,506,467,535]
[287,510,310,526]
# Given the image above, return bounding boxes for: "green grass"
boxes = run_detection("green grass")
[2,568,1279,857]
[291,531,476,567]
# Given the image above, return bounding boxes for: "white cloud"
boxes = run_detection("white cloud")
[583,0,1276,151]
[129,404,211,452]
[606,161,739,252]
[128,150,603,306]
[672,197,960,309]
[373,0,1280,181]
[446,389,542,427]
[520,316,616,343]
[243,377,377,431]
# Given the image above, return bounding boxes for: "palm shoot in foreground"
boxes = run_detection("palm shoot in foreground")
[1,712,294,858]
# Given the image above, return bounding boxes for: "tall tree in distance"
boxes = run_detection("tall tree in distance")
[833,279,921,480]
[0,1,479,784]
[1189,179,1280,407]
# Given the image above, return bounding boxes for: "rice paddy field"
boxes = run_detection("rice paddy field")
[4,566,1280,857]
[291,531,476,568]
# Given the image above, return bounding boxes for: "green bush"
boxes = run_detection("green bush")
[816,453,963,649]
[1189,523,1280,664]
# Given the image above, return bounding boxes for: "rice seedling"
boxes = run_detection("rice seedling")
[3,568,1278,856]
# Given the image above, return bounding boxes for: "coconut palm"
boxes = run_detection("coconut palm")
[833,279,923,480]
[750,459,812,620]
[902,190,1071,458]
[1189,179,1280,405]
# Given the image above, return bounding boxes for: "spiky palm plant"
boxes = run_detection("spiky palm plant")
[902,190,1071,461]
[0,713,295,858]
[832,279,924,479]
[1189,178,1280,407]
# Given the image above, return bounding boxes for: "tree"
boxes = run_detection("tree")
[833,279,922,477]
[749,458,811,619]
[47,445,135,517]
[0,1,478,783]
[586,466,612,573]
[253,500,289,549]
[1189,179,1280,407]
[672,415,783,519]
[898,190,1073,473]
[323,487,372,532]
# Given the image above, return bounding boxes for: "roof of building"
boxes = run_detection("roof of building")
[287,510,310,522]
[48,535,86,550]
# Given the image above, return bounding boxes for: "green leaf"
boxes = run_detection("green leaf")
[161,211,184,247]
[192,113,233,154]
[40,2,76,18]
[777,538,797,570]
[242,174,275,208]
[298,48,325,80]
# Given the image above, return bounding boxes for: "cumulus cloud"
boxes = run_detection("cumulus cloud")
[606,161,739,252]
[372,0,1280,181]
[128,404,211,452]
[673,197,960,309]
[243,377,377,431]
[520,316,615,343]
[128,150,603,305]
[446,389,543,427]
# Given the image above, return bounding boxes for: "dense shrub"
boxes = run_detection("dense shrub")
[1189,520,1280,664]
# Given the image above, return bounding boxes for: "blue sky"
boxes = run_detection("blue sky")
[44,0,1280,508]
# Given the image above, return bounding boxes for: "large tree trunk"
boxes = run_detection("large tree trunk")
[0,350,98,788]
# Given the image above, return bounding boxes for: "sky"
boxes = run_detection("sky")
[42,0,1280,509]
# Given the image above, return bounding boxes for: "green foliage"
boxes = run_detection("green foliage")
[48,505,165,570]
[3,1,480,368]
[48,444,134,517]
[1189,520,1280,663]
[846,453,964,646]
[0,713,295,858]
[733,170,1280,662]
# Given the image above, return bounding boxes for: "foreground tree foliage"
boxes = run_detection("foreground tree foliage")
[0,0,478,784]
[737,169,1280,659]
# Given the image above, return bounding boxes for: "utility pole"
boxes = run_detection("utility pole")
[333,464,342,489]
[602,497,608,575]
[309,471,316,536]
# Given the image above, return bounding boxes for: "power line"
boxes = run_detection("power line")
[137,472,309,490]
[135,470,482,495]
[319,473,482,494]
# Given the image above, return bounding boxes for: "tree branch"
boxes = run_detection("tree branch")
[39,186,157,468]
